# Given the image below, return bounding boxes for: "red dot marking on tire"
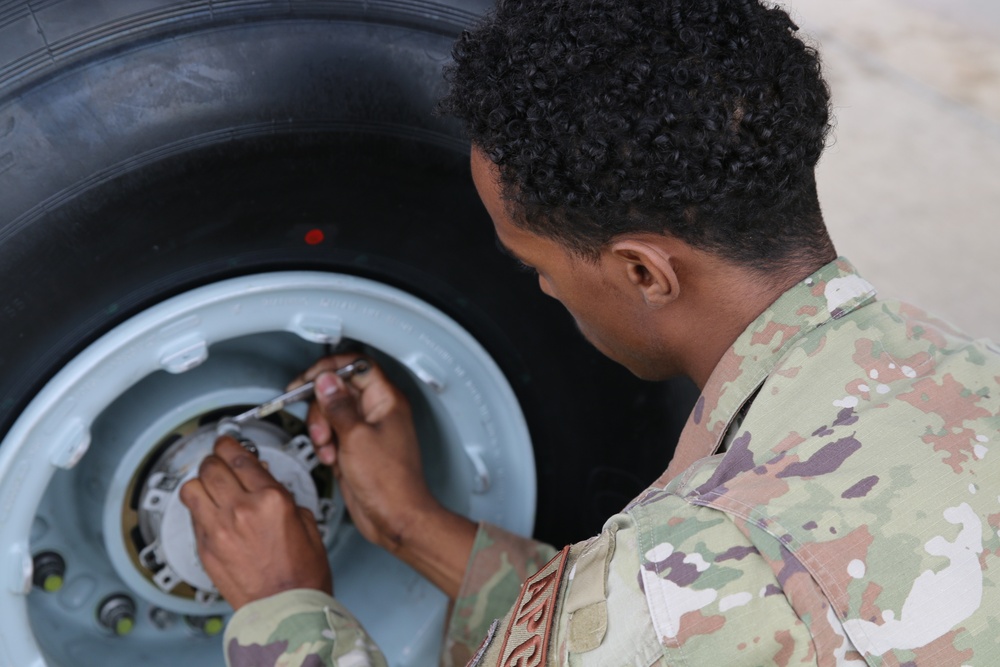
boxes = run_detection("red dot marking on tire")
[304,229,325,245]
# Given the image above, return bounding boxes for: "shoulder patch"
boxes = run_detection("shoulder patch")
[496,546,570,666]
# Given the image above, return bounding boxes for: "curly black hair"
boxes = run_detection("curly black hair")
[440,0,837,269]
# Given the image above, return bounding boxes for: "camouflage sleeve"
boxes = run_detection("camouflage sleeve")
[442,522,558,667]
[224,588,387,667]
[465,496,861,666]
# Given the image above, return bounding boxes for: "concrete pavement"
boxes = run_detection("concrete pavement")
[783,0,1000,337]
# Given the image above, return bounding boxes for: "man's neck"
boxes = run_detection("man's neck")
[677,261,823,390]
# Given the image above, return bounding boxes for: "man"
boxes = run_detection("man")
[181,0,1000,664]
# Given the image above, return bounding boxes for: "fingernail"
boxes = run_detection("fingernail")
[309,423,325,443]
[316,373,339,397]
[319,446,335,465]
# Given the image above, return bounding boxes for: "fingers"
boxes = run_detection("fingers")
[212,436,283,493]
[307,401,337,465]
[180,477,211,511]
[183,462,332,609]
[289,354,402,410]
[181,437,283,516]
[287,353,379,391]
[315,372,364,434]
[296,356,370,466]
[295,354,412,469]
[313,367,409,430]
[189,437,249,505]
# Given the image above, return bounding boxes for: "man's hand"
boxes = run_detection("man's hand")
[291,355,477,598]
[290,355,438,553]
[179,437,332,611]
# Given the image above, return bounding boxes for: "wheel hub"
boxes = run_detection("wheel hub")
[134,419,334,599]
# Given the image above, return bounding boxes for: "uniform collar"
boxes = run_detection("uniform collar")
[659,257,877,485]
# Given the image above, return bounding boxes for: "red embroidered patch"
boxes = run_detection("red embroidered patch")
[496,546,570,666]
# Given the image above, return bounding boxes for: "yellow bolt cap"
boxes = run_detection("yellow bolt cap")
[204,617,224,636]
[43,575,64,593]
[115,617,134,636]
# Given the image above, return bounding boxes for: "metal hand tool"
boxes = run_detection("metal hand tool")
[230,359,372,424]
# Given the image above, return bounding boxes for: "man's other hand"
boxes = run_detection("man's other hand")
[180,436,332,610]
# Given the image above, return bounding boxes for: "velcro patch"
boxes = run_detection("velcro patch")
[496,546,570,666]
[468,619,500,667]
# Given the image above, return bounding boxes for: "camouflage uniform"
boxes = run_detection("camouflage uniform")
[225,258,1000,666]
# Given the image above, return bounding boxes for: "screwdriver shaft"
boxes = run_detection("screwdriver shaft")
[231,359,370,424]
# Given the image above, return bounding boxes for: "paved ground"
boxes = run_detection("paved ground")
[783,0,1000,337]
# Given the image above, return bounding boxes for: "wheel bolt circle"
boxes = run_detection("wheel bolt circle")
[97,594,137,636]
[32,551,66,593]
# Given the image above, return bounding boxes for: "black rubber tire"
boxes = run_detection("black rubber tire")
[0,0,697,547]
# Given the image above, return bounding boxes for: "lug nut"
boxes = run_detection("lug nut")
[32,551,66,593]
[149,606,175,630]
[98,594,136,636]
[186,614,225,636]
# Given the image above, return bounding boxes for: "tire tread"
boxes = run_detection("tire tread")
[0,0,488,97]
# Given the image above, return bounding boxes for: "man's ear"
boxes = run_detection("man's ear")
[608,239,679,306]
